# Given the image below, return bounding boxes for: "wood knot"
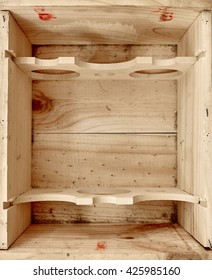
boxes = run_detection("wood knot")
[32,90,54,113]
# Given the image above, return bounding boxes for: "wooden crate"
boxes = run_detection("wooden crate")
[0,1,211,258]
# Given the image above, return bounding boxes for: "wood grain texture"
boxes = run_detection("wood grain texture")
[0,223,212,260]
[5,6,200,44]
[32,45,177,133]
[177,11,212,247]
[33,44,177,61]
[0,12,31,249]
[8,60,32,199]
[32,134,176,189]
[32,201,177,224]
[32,80,177,133]
[31,45,177,225]
[0,0,211,8]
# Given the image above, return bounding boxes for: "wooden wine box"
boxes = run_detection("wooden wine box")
[0,1,212,259]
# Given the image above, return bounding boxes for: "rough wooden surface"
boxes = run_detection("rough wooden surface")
[32,201,177,224]
[177,11,212,247]
[32,134,176,189]
[0,0,211,8]
[31,44,177,224]
[2,6,201,44]
[32,80,177,133]
[0,223,211,260]
[0,12,31,249]
[32,45,177,133]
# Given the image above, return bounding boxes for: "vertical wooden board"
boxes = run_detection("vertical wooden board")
[8,60,32,199]
[177,11,212,247]
[8,12,31,56]
[0,11,32,249]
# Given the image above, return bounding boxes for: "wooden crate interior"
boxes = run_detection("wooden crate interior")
[0,3,211,256]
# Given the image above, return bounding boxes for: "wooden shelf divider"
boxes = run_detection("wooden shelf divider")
[7,187,204,206]
[13,56,197,80]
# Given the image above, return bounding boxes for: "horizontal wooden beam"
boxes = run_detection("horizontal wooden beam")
[9,187,203,206]
[0,1,211,8]
[14,56,197,80]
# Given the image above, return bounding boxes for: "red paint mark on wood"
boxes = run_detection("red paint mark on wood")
[34,7,56,21]
[96,241,107,250]
[153,7,174,22]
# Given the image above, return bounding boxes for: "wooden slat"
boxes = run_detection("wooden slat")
[8,12,31,57]
[32,134,176,189]
[12,186,199,206]
[7,60,32,199]
[177,11,212,247]
[14,56,196,80]
[0,224,212,260]
[32,80,177,133]
[0,11,32,249]
[32,201,176,224]
[4,6,201,44]
[33,44,177,61]
[0,0,211,8]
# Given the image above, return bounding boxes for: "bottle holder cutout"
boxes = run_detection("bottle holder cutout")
[13,56,197,80]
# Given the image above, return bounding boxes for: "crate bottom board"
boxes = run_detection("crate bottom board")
[0,223,211,260]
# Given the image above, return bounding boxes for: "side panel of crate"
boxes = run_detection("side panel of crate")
[0,12,32,249]
[177,11,212,247]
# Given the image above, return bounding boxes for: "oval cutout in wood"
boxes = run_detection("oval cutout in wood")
[130,69,182,79]
[32,69,77,75]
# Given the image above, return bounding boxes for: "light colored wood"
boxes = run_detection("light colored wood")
[32,134,176,189]
[14,56,196,80]
[177,11,212,247]
[32,80,177,133]
[0,11,32,249]
[32,44,177,135]
[7,60,32,199]
[12,186,200,206]
[0,223,212,260]
[0,0,211,8]
[31,43,178,224]
[2,6,201,45]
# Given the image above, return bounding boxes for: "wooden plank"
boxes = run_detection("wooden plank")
[0,224,212,260]
[32,134,176,189]
[13,186,199,206]
[8,60,32,199]
[32,201,176,224]
[33,44,177,61]
[32,80,177,133]
[8,12,31,57]
[4,7,200,44]
[177,11,212,247]
[0,0,211,8]
[14,56,196,80]
[0,11,32,249]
